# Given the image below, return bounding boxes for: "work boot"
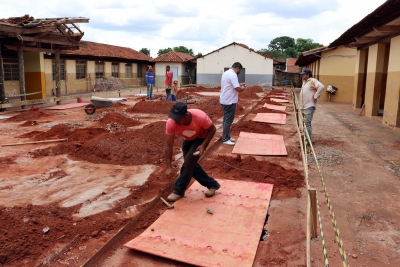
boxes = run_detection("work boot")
[205,184,221,197]
[167,193,182,202]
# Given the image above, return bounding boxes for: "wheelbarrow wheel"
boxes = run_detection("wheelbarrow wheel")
[84,104,96,115]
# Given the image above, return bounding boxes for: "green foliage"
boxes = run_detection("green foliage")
[157,47,173,56]
[268,36,295,53]
[284,47,299,58]
[173,46,195,57]
[259,49,287,60]
[139,48,150,56]
[295,38,323,53]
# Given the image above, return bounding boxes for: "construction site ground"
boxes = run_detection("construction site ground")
[0,86,399,267]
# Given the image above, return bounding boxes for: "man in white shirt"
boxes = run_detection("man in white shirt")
[220,62,246,145]
[299,68,324,139]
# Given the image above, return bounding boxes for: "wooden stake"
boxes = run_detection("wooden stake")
[359,104,365,116]
[1,138,68,147]
[310,188,318,238]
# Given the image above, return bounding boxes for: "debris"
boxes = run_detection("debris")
[206,207,214,214]
[352,254,358,259]
[43,227,50,234]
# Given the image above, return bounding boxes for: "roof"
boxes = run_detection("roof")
[61,41,153,61]
[285,58,300,73]
[295,46,336,66]
[201,42,284,65]
[0,15,89,52]
[329,0,400,49]
[151,51,194,62]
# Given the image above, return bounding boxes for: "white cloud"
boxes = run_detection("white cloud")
[0,0,387,57]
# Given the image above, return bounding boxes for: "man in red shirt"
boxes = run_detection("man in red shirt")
[165,65,173,100]
[165,102,220,202]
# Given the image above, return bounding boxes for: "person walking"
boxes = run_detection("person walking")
[283,77,288,90]
[299,68,324,140]
[220,62,246,146]
[165,102,221,202]
[165,65,173,100]
[145,66,155,100]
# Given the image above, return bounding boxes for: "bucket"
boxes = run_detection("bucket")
[77,97,82,103]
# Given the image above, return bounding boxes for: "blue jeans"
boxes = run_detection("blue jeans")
[173,138,220,196]
[166,88,172,100]
[303,107,315,139]
[221,103,236,142]
[147,84,153,100]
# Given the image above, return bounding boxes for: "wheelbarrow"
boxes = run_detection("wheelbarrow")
[84,96,127,115]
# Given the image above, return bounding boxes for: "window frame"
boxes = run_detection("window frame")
[76,60,86,80]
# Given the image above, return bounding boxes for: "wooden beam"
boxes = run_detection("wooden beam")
[4,45,56,53]
[374,25,400,32]
[354,36,382,42]
[17,44,26,109]
[55,49,61,104]
[0,41,5,104]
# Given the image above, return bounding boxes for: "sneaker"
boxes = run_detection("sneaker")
[167,193,182,202]
[223,140,235,146]
[230,138,236,142]
[205,184,221,197]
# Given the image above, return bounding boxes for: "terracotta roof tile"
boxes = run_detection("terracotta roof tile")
[61,41,152,61]
[151,51,194,62]
[286,58,300,73]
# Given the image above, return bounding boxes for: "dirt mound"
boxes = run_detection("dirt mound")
[231,120,281,135]
[202,154,304,199]
[99,112,141,127]
[19,120,39,127]
[5,111,51,122]
[126,99,174,114]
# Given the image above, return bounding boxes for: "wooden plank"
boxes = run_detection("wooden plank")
[124,179,273,267]
[252,113,286,125]
[270,98,290,103]
[263,103,287,111]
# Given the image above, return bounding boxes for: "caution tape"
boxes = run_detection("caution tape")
[1,91,42,98]
[316,194,330,267]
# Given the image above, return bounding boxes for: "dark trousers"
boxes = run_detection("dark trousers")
[173,138,220,196]
[166,88,172,100]
[221,103,236,142]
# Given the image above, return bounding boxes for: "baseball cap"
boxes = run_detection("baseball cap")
[168,102,187,121]
[300,68,312,75]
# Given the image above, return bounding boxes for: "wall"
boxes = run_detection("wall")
[154,62,184,87]
[274,72,302,87]
[23,52,46,100]
[196,44,274,85]
[316,46,357,102]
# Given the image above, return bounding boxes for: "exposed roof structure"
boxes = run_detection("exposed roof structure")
[329,0,400,49]
[201,42,284,65]
[295,46,335,66]
[0,14,89,52]
[151,51,194,62]
[61,41,153,62]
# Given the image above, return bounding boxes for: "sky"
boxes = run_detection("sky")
[0,0,387,58]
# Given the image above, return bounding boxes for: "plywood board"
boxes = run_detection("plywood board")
[253,113,286,125]
[45,103,89,110]
[268,95,288,99]
[263,103,287,111]
[196,92,221,96]
[270,98,289,103]
[232,132,287,156]
[124,179,273,267]
[0,115,11,120]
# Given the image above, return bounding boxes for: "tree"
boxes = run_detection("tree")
[157,48,173,56]
[139,48,150,56]
[268,36,295,54]
[284,47,299,58]
[295,38,323,53]
[259,49,287,61]
[173,46,195,57]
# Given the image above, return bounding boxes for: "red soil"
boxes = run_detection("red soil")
[5,111,51,122]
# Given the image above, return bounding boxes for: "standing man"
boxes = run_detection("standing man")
[220,62,246,146]
[165,65,173,100]
[145,66,155,100]
[299,68,324,140]
[165,102,221,202]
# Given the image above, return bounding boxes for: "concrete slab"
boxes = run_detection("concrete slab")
[232,132,287,156]
[263,103,287,111]
[253,113,287,124]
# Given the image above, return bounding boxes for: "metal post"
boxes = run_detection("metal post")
[18,44,26,109]
[55,49,61,104]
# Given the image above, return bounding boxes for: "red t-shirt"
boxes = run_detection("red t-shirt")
[165,71,173,87]
[166,109,212,140]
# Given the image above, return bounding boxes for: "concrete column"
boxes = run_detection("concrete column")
[383,36,400,128]
[365,43,386,117]
[353,49,367,109]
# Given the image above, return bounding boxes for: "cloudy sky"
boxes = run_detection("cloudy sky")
[0,0,386,58]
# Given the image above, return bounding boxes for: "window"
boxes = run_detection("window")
[76,60,86,79]
[137,63,142,78]
[52,59,66,80]
[125,64,132,78]
[3,58,19,81]
[111,63,119,78]
[95,61,104,78]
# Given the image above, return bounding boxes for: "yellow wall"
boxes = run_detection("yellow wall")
[353,49,368,109]
[23,52,46,100]
[314,46,357,102]
[383,35,400,127]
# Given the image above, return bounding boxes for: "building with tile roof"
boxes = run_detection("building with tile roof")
[151,51,196,86]
[196,42,279,86]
